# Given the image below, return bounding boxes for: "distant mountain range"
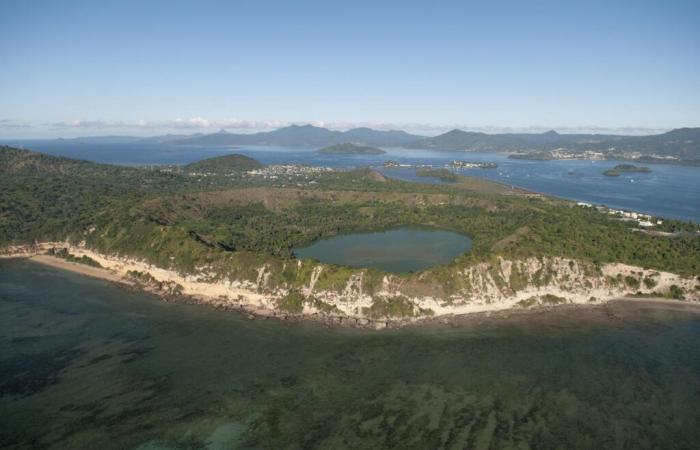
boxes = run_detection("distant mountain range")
[168,125,423,148]
[407,127,700,158]
[316,143,386,155]
[31,125,700,164]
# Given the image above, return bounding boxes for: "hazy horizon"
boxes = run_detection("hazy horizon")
[1,0,699,138]
[0,121,684,140]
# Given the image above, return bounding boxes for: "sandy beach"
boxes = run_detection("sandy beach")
[4,252,696,330]
[30,254,132,285]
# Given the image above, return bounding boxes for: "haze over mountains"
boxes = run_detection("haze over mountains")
[408,127,700,159]
[34,124,700,164]
[167,125,422,148]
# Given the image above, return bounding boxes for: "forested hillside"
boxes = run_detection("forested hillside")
[184,153,263,173]
[2,145,698,279]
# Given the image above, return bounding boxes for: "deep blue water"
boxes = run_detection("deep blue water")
[4,140,700,222]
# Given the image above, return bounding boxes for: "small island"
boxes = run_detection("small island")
[184,153,263,173]
[603,164,652,177]
[316,142,386,155]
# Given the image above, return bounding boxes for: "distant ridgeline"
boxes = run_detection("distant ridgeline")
[170,125,422,148]
[49,125,700,165]
[410,128,700,165]
[316,143,386,155]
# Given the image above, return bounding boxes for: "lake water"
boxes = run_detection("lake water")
[2,259,700,449]
[4,140,699,222]
[293,228,472,273]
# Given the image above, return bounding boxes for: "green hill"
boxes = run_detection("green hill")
[603,164,652,177]
[185,154,263,173]
[171,125,424,147]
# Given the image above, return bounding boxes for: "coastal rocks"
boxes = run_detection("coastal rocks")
[374,321,388,330]
[255,264,271,290]
[304,265,324,296]
[342,272,364,300]
[4,242,699,329]
[0,241,65,258]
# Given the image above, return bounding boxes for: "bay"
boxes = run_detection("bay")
[4,140,699,222]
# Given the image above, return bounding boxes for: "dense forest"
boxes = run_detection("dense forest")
[2,145,699,283]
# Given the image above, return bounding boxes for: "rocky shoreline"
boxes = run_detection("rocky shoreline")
[2,242,698,330]
[2,247,402,330]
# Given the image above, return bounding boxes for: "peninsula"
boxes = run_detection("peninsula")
[1,145,698,328]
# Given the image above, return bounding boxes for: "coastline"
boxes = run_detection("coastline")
[7,253,395,329]
[29,254,130,284]
[4,249,699,330]
[417,297,700,330]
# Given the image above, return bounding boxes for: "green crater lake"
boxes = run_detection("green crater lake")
[2,259,700,449]
[293,228,472,273]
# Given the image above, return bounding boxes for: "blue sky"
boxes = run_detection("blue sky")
[1,0,698,137]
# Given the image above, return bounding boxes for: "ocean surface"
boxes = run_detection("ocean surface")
[4,140,700,222]
[293,228,472,273]
[2,259,700,449]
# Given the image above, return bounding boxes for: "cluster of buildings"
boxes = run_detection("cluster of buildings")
[383,160,433,169]
[448,160,498,169]
[246,164,334,179]
[576,202,662,227]
[382,160,497,170]
[382,160,410,168]
[549,149,607,160]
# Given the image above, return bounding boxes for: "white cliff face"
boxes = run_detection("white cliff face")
[4,244,699,323]
[306,256,699,318]
[304,266,323,297]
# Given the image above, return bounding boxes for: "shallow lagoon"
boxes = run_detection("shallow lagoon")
[2,259,700,449]
[293,228,472,273]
